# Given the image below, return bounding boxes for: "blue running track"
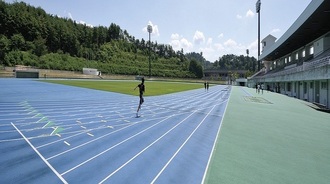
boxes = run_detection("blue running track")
[0,79,230,184]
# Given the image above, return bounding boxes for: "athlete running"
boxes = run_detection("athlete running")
[134,77,145,117]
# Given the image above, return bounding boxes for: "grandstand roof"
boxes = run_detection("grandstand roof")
[260,0,330,61]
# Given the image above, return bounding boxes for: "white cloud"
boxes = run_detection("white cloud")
[270,28,281,34]
[247,39,258,57]
[224,39,237,47]
[246,9,254,18]
[214,43,224,51]
[68,12,73,20]
[237,10,254,20]
[181,38,193,50]
[206,38,213,46]
[200,46,216,61]
[168,33,259,62]
[217,33,224,39]
[171,33,180,40]
[207,38,259,60]
[78,21,93,28]
[169,34,193,52]
[142,21,160,37]
[65,12,93,27]
[193,30,205,45]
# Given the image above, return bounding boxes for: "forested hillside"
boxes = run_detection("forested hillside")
[0,1,257,78]
[212,54,257,71]
[0,1,204,78]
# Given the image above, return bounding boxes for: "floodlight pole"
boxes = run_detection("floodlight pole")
[256,0,261,71]
[147,25,153,78]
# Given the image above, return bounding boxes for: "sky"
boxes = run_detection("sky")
[5,0,312,62]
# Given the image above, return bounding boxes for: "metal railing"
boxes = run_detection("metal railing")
[255,55,330,79]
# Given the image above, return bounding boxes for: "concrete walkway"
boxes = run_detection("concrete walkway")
[205,86,330,184]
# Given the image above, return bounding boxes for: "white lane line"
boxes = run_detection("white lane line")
[98,111,197,184]
[43,116,172,157]
[151,103,219,184]
[32,113,42,118]
[61,114,179,176]
[87,133,94,137]
[36,117,47,123]
[42,121,53,128]
[202,87,231,183]
[11,122,68,184]
[64,141,71,146]
[51,126,59,135]
[37,131,88,149]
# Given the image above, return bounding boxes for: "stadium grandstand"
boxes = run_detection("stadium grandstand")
[248,0,330,109]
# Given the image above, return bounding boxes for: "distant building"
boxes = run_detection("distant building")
[83,68,101,76]
[261,34,277,53]
[204,69,248,85]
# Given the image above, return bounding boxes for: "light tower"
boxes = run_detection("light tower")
[147,24,153,78]
[256,0,261,71]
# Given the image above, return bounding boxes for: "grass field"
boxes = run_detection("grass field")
[41,79,205,96]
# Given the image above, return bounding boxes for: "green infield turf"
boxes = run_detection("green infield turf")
[41,79,205,96]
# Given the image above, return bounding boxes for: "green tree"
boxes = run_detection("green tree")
[0,35,10,63]
[10,34,26,51]
[33,35,47,56]
[189,59,203,78]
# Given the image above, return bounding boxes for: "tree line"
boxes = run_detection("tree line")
[0,1,204,78]
[0,1,257,79]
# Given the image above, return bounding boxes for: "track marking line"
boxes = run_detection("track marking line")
[27,110,36,114]
[32,113,42,118]
[36,117,47,123]
[151,104,219,183]
[46,112,188,160]
[202,86,231,183]
[64,141,71,146]
[51,127,59,135]
[99,111,197,183]
[11,122,68,184]
[61,114,178,176]
[87,133,94,137]
[42,121,54,128]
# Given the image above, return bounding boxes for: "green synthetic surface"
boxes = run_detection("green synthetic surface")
[205,86,330,184]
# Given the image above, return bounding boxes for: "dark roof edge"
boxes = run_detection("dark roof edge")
[259,0,324,61]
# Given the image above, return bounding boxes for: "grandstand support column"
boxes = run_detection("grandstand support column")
[256,0,261,71]
[147,24,153,78]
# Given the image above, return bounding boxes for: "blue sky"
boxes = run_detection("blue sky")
[5,0,312,62]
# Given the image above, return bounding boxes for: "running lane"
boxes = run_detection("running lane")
[0,79,230,183]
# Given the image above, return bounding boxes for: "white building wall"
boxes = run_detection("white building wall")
[324,36,330,51]
[314,38,324,57]
[308,81,314,102]
[320,80,328,106]
[328,79,330,109]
